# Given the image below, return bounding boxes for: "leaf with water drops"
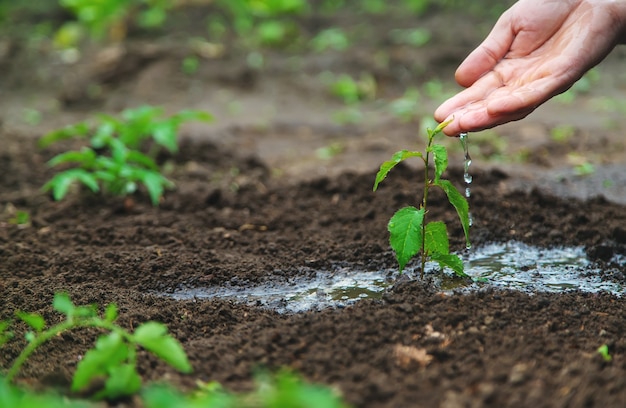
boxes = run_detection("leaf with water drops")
[388,206,424,272]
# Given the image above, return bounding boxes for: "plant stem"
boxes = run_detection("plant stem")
[420,149,431,279]
[5,318,133,383]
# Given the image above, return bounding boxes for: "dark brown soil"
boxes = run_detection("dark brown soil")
[1,3,626,407]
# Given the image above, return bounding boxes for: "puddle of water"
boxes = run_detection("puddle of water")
[162,241,625,313]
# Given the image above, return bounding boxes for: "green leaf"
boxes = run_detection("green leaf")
[134,322,192,373]
[153,121,178,153]
[373,150,423,191]
[53,293,75,315]
[388,206,425,272]
[138,171,173,206]
[15,312,45,332]
[39,122,90,148]
[424,221,449,255]
[72,332,129,392]
[428,118,453,138]
[126,150,158,171]
[428,144,448,183]
[436,179,470,248]
[42,169,100,201]
[98,364,142,399]
[48,148,97,167]
[429,252,467,277]
[104,303,118,322]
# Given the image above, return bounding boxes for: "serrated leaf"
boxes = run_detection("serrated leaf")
[429,144,448,183]
[134,322,192,373]
[373,150,423,191]
[105,303,118,322]
[424,221,449,255]
[436,179,470,248]
[72,332,129,392]
[53,293,75,315]
[429,252,467,277]
[388,206,425,272]
[98,364,142,399]
[15,312,45,332]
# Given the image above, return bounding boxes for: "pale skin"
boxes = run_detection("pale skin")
[434,0,626,136]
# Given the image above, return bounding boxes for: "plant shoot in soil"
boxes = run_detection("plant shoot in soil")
[39,105,212,206]
[373,120,470,278]
[1,293,192,400]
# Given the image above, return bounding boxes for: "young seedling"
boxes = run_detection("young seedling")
[373,120,471,278]
[39,106,212,206]
[1,293,192,400]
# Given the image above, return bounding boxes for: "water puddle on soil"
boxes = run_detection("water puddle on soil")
[162,241,625,313]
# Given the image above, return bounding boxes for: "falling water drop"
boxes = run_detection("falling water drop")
[460,132,473,238]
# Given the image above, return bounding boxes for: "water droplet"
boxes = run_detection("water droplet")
[460,132,474,231]
[464,174,473,184]
[465,187,471,198]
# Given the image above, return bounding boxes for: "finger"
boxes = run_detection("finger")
[455,10,516,87]
[439,104,534,136]
[434,72,504,122]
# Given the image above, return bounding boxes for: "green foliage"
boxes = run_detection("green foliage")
[374,120,470,277]
[1,293,191,400]
[56,0,173,45]
[143,369,349,408]
[40,106,212,206]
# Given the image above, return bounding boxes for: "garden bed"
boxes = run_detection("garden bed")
[1,2,626,407]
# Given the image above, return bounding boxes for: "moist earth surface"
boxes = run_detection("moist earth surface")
[1,2,626,407]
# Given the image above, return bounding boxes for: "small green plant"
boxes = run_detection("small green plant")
[39,106,212,206]
[8,210,30,227]
[1,293,191,400]
[373,120,470,278]
[597,344,612,362]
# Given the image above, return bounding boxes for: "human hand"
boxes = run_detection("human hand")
[434,0,626,136]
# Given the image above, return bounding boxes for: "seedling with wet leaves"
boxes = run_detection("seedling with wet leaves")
[373,120,470,278]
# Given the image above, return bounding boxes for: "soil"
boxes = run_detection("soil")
[1,3,626,407]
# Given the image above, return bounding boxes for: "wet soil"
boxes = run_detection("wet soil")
[2,3,626,407]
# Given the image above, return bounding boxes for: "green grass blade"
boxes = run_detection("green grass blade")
[388,206,424,272]
[373,150,422,191]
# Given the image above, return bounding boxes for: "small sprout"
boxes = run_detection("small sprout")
[374,120,470,278]
[597,344,612,362]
